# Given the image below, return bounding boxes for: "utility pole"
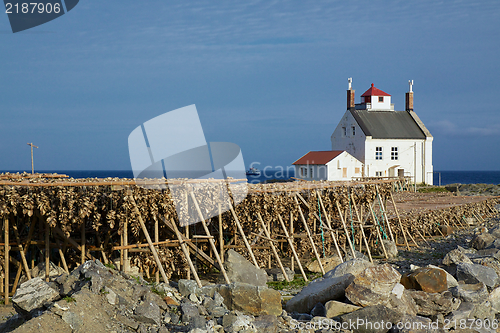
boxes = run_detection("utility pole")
[27,143,38,174]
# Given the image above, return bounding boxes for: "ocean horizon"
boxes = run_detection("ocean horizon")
[1,169,500,186]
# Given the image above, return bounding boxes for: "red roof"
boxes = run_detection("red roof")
[293,151,344,165]
[361,83,391,97]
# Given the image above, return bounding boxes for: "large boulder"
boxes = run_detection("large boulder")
[407,290,460,316]
[400,267,448,293]
[218,282,281,316]
[324,258,374,279]
[285,273,355,314]
[19,261,67,285]
[12,277,60,319]
[488,286,500,312]
[471,233,496,250]
[345,264,401,307]
[450,282,489,303]
[306,255,342,273]
[456,262,499,290]
[219,250,268,287]
[427,264,458,288]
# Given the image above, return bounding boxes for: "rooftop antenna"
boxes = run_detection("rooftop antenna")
[27,142,38,174]
[409,80,414,92]
[348,77,352,90]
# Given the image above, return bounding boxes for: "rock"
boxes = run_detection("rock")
[442,248,473,266]
[104,286,117,305]
[310,302,326,317]
[325,300,361,318]
[179,279,199,297]
[440,225,455,236]
[397,315,437,333]
[471,257,500,279]
[253,315,278,333]
[306,255,342,273]
[218,282,282,316]
[445,301,475,322]
[489,226,500,238]
[324,258,374,279]
[265,267,294,282]
[222,312,255,333]
[134,300,161,325]
[488,286,500,312]
[450,282,489,303]
[219,250,268,287]
[376,240,398,258]
[344,250,370,262]
[387,284,418,316]
[408,290,460,316]
[400,267,448,293]
[345,264,401,307]
[164,296,180,306]
[339,305,402,333]
[20,261,67,284]
[427,264,459,288]
[285,274,354,314]
[471,233,496,250]
[181,301,205,328]
[456,262,499,289]
[470,300,497,321]
[12,277,60,319]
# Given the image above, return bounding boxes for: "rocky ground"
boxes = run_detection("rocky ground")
[1,205,500,333]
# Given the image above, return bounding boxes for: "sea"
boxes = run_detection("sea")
[2,169,500,186]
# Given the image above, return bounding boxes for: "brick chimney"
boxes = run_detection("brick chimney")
[347,77,355,110]
[405,79,414,111]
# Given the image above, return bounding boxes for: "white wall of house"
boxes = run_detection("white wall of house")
[331,110,366,163]
[364,138,433,184]
[326,151,363,181]
[362,95,392,110]
[294,151,363,181]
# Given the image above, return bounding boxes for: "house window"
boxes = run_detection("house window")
[391,147,398,160]
[310,167,314,178]
[378,96,384,102]
[342,127,346,137]
[375,171,383,177]
[355,167,360,174]
[375,147,382,160]
[300,167,307,177]
[352,126,355,135]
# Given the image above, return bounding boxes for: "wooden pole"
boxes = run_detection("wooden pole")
[45,220,50,282]
[56,239,69,274]
[368,203,388,259]
[290,212,294,271]
[27,142,38,174]
[170,218,202,288]
[189,192,230,284]
[124,215,128,271]
[185,225,190,280]
[389,191,410,250]
[278,214,308,281]
[376,186,394,242]
[350,193,373,263]
[316,191,344,262]
[155,219,159,283]
[218,203,224,263]
[4,217,9,304]
[257,213,290,282]
[228,204,260,268]
[127,191,169,283]
[11,218,31,280]
[335,201,356,258]
[294,196,325,275]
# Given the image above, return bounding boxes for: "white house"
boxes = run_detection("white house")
[331,79,433,184]
[293,150,363,181]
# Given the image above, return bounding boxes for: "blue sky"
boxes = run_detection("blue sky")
[1,0,499,171]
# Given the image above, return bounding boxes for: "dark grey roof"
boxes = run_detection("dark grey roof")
[350,109,428,139]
